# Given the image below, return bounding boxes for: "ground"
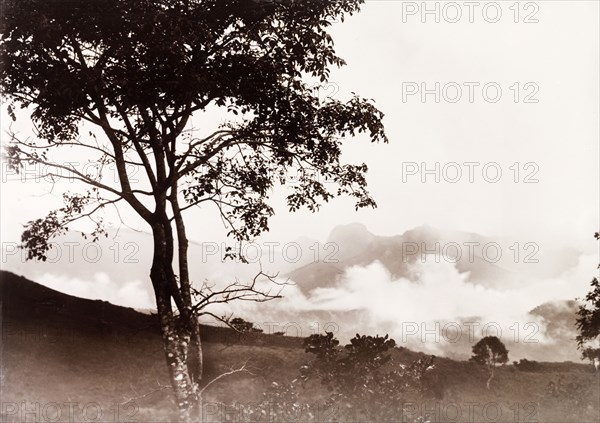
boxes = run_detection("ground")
[1,271,598,422]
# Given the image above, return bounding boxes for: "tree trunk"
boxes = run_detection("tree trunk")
[486,366,494,390]
[150,220,202,422]
[171,183,203,387]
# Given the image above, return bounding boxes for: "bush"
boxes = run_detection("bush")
[229,317,255,333]
[299,332,437,422]
[514,358,542,372]
[543,376,597,420]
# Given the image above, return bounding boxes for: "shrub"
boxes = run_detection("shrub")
[300,332,436,422]
[514,358,542,372]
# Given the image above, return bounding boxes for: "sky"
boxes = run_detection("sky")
[0,1,598,360]
[1,1,598,253]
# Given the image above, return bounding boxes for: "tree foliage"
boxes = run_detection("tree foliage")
[513,358,541,372]
[1,0,387,258]
[575,232,600,362]
[470,336,508,390]
[470,336,509,367]
[228,317,263,333]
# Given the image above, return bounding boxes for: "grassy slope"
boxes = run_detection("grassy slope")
[1,270,598,422]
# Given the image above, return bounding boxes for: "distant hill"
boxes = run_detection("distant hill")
[0,227,319,309]
[0,270,304,348]
[1,270,157,333]
[0,270,309,421]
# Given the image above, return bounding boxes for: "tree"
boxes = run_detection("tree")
[470,336,508,389]
[575,232,600,368]
[0,0,387,420]
[228,316,262,333]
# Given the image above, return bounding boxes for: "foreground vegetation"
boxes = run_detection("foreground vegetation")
[2,271,599,422]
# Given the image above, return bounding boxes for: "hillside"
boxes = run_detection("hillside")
[1,270,599,422]
[0,271,308,422]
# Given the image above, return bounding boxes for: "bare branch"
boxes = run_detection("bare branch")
[199,360,256,396]
[8,144,126,198]
[108,96,159,190]
[175,133,237,177]
[191,268,291,315]
[120,378,172,406]
[61,197,123,227]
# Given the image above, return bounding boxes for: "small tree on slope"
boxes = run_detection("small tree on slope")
[470,336,509,390]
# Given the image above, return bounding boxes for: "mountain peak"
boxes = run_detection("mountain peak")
[401,224,441,238]
[327,222,373,241]
[326,222,375,260]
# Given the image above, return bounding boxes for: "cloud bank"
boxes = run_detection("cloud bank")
[226,253,595,361]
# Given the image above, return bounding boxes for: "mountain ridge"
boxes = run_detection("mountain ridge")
[288,223,517,293]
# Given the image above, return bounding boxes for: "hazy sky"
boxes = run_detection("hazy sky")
[1,0,598,253]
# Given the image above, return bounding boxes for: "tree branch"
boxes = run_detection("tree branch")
[199,360,256,396]
[120,378,172,406]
